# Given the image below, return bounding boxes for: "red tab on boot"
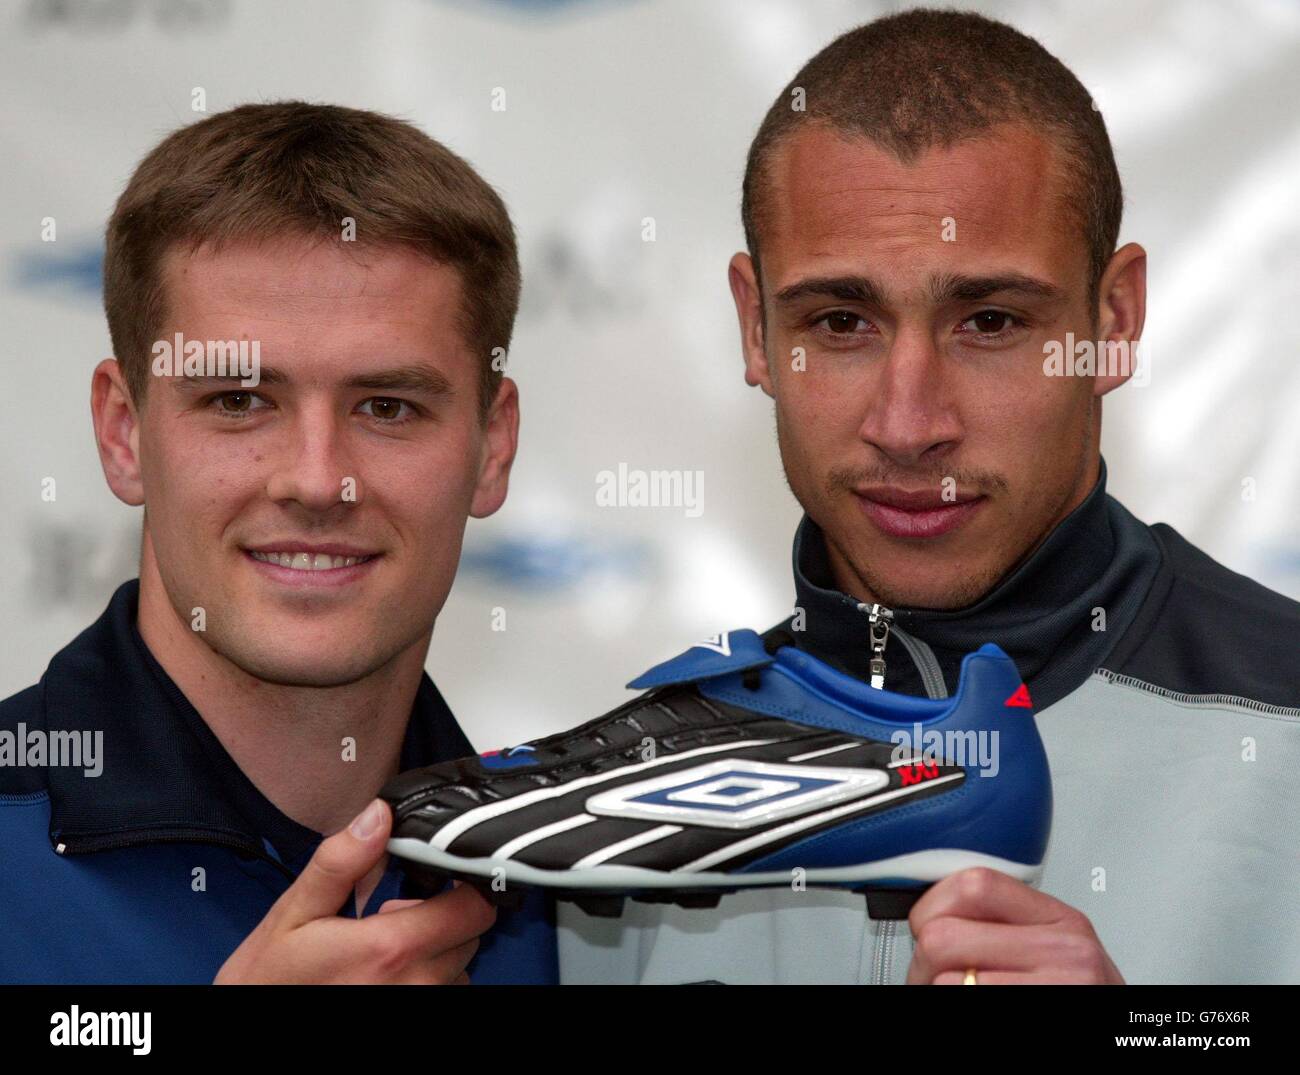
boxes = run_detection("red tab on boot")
[1004,683,1033,708]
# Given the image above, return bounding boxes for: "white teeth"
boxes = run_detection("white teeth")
[249,550,371,571]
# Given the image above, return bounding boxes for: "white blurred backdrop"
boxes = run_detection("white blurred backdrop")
[2,0,1298,748]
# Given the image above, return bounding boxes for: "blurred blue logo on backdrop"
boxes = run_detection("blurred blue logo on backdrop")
[460,534,650,590]
[15,241,102,300]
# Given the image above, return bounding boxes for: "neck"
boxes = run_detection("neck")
[135,546,431,836]
[790,453,1164,709]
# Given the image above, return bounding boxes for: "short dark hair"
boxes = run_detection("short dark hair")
[104,101,519,415]
[741,7,1123,309]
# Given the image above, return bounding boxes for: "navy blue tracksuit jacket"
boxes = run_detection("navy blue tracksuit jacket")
[0,580,557,983]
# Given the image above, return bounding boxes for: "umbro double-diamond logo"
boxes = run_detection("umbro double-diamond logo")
[586,759,890,829]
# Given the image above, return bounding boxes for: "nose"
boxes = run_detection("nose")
[264,400,357,512]
[856,323,963,468]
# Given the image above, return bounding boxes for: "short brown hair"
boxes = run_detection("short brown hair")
[104,101,519,414]
[741,8,1123,309]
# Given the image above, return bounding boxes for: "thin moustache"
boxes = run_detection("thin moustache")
[854,485,984,511]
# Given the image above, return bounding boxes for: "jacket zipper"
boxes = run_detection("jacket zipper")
[855,600,950,985]
[857,602,895,689]
[872,919,898,985]
[53,829,297,883]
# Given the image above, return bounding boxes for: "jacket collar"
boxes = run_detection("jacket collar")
[38,579,472,870]
[790,456,1163,709]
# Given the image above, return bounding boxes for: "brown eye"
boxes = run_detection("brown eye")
[362,398,411,422]
[220,392,253,412]
[970,311,1011,333]
[825,311,863,333]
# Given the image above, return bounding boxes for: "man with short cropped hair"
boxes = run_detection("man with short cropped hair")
[558,8,1300,985]
[0,101,555,984]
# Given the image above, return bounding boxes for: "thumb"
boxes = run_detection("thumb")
[279,798,392,929]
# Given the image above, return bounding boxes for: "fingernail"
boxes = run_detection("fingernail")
[349,799,385,839]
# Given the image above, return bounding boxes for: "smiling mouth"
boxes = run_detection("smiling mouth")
[247,550,378,571]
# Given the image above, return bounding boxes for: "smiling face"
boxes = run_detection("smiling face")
[108,236,515,687]
[732,122,1142,610]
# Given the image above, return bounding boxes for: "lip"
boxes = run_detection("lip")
[244,542,378,558]
[242,546,382,588]
[853,487,986,539]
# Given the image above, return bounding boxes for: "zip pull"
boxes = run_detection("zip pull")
[857,602,894,689]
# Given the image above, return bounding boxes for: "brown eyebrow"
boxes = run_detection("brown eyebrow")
[772,272,1063,308]
[168,365,452,396]
[169,367,288,387]
[774,276,889,307]
[928,272,1063,303]
[345,365,454,397]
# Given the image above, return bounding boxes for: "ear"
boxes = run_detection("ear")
[470,376,519,519]
[729,252,775,397]
[91,358,145,506]
[1092,242,1147,397]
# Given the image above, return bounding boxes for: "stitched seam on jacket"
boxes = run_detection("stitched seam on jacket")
[1094,669,1300,718]
[0,791,50,805]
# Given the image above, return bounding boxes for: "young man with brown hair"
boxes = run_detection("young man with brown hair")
[0,102,555,984]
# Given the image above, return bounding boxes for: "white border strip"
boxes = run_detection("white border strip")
[492,813,599,859]
[387,839,1040,891]
[572,824,683,869]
